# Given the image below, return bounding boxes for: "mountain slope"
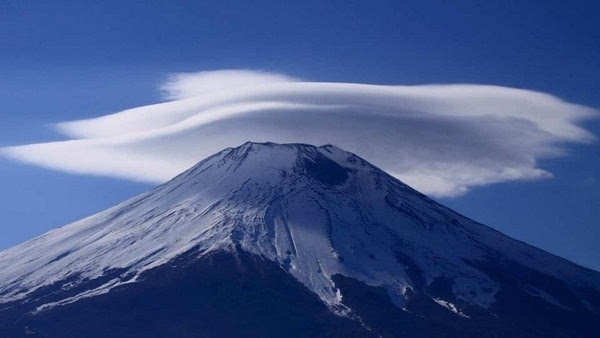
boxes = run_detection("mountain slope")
[1,142,599,337]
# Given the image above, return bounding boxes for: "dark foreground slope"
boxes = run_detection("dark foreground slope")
[0,249,370,338]
[1,142,599,337]
[2,247,598,337]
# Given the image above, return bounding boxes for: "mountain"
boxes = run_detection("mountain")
[1,142,599,337]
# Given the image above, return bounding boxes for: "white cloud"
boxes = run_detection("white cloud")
[159,69,299,100]
[1,70,597,197]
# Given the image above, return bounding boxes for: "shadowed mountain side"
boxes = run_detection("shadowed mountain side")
[1,249,371,338]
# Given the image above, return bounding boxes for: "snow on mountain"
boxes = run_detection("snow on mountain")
[1,142,599,333]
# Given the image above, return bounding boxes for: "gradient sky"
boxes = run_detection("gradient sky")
[1,0,599,270]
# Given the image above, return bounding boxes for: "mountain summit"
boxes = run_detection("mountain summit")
[1,142,599,337]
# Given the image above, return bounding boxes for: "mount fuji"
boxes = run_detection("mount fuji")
[1,142,599,337]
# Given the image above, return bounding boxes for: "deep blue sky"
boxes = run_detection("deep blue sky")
[1,0,599,270]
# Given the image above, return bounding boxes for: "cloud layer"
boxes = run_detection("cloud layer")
[2,70,596,197]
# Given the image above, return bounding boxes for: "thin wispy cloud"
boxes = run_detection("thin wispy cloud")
[1,70,596,197]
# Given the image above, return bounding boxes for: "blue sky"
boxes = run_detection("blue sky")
[1,0,599,270]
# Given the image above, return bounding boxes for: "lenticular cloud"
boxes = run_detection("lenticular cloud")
[1,70,596,197]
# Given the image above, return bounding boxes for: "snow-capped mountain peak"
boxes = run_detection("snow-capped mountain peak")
[1,142,599,337]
